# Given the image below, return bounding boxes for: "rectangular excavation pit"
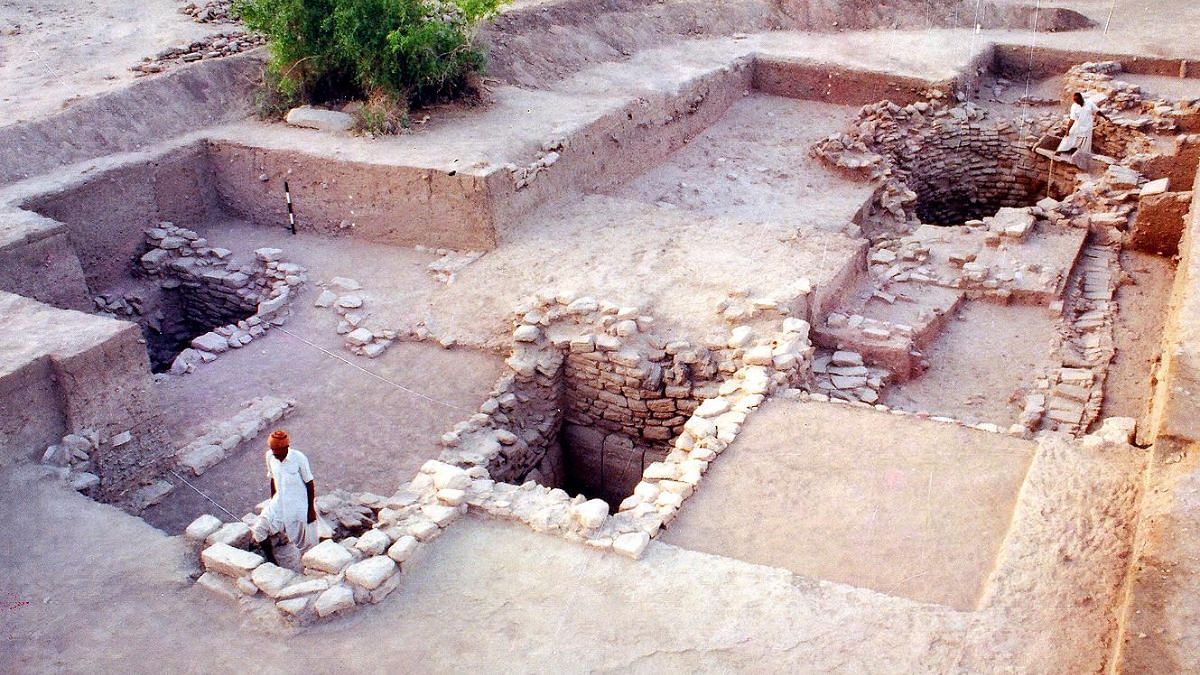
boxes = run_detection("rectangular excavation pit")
[661,398,1036,611]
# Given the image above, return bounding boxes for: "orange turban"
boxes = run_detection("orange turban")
[268,430,290,450]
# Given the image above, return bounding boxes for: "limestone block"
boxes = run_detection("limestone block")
[346,327,373,346]
[345,555,397,590]
[275,577,330,600]
[409,519,440,542]
[185,514,223,541]
[302,540,354,574]
[251,563,297,598]
[133,481,174,510]
[191,332,229,354]
[355,529,391,556]
[613,531,650,559]
[421,503,462,527]
[276,597,310,617]
[513,325,541,342]
[355,568,402,604]
[68,472,100,492]
[202,543,264,578]
[573,499,609,530]
[436,488,467,506]
[683,416,716,439]
[314,585,356,617]
[431,464,470,490]
[286,106,355,132]
[196,571,240,601]
[330,277,361,291]
[314,290,337,307]
[206,522,252,549]
[180,444,224,476]
[387,535,419,563]
[693,398,731,418]
[643,462,678,481]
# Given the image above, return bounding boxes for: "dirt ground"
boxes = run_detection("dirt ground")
[882,301,1061,426]
[1102,250,1176,427]
[611,94,871,233]
[662,398,1035,610]
[1,465,975,673]
[4,0,1200,671]
[141,219,505,532]
[0,0,224,126]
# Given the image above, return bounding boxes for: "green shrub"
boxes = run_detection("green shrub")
[234,0,505,109]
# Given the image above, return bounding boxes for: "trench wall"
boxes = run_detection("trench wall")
[19,142,220,296]
[1146,165,1200,447]
[0,53,262,188]
[209,142,500,250]
[0,292,172,499]
[0,211,91,311]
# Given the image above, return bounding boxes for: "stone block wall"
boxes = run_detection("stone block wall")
[137,222,305,373]
[813,99,1061,233]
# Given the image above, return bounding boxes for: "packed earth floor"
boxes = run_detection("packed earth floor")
[4,0,1200,672]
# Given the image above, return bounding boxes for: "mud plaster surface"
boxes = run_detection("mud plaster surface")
[881,301,1060,426]
[662,398,1035,610]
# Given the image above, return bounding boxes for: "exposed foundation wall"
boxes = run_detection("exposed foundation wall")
[753,59,946,106]
[20,142,219,294]
[490,60,753,242]
[0,358,67,468]
[1146,167,1200,447]
[992,45,1200,81]
[0,212,91,311]
[0,292,172,499]
[209,142,500,250]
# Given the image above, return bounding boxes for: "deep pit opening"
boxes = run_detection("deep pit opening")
[550,422,671,511]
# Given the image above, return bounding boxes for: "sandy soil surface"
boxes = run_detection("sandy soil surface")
[2,465,975,673]
[662,398,1034,610]
[1101,250,1176,427]
[611,94,871,233]
[0,0,225,126]
[882,300,1060,426]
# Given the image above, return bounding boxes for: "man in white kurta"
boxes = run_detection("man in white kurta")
[1056,92,1107,169]
[251,430,317,570]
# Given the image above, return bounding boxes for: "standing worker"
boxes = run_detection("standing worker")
[1056,91,1109,169]
[250,430,317,570]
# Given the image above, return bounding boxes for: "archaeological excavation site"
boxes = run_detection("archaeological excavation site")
[5,0,1200,671]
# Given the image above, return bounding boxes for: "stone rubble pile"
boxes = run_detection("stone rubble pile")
[178,0,236,23]
[419,246,484,284]
[38,429,113,494]
[716,282,812,324]
[508,139,565,190]
[138,223,305,374]
[864,205,1075,304]
[174,396,297,476]
[312,276,402,358]
[812,350,889,404]
[190,460,468,624]
[131,32,264,76]
[1066,61,1200,141]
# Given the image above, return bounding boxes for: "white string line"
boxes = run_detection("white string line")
[168,469,241,520]
[1016,0,1043,155]
[274,326,475,413]
[1104,0,1118,34]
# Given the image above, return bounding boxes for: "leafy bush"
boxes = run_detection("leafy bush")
[234,0,505,108]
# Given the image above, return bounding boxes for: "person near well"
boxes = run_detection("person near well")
[1056,91,1109,169]
[250,430,317,570]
